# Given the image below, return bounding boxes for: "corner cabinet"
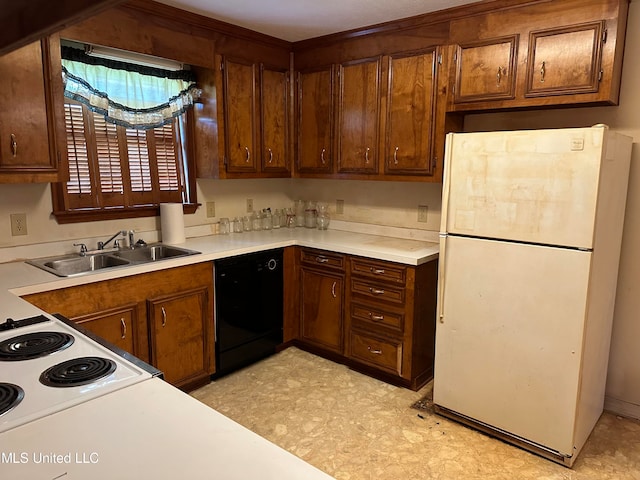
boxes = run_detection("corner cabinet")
[218,55,291,178]
[0,36,66,183]
[22,262,215,391]
[295,47,457,182]
[296,65,335,174]
[299,248,345,354]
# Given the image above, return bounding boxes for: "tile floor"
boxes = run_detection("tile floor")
[191,347,640,480]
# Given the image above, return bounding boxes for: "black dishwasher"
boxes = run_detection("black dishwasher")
[213,248,283,378]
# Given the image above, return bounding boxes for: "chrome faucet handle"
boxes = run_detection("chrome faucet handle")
[73,243,88,256]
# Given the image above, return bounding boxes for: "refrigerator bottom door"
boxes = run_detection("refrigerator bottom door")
[434,235,591,455]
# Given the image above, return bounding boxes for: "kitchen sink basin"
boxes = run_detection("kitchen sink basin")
[112,244,200,262]
[26,244,201,277]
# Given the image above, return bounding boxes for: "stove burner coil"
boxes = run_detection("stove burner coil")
[0,383,25,417]
[0,332,74,361]
[40,356,117,387]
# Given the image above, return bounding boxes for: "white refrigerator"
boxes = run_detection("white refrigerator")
[433,125,632,467]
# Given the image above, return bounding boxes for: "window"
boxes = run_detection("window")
[52,44,198,223]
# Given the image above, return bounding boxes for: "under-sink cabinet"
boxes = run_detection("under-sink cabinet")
[21,262,214,391]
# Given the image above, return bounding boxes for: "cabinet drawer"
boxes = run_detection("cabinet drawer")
[350,330,403,375]
[351,303,404,333]
[301,248,345,270]
[351,280,405,304]
[351,257,406,284]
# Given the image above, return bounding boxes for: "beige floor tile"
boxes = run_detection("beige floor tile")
[191,347,640,480]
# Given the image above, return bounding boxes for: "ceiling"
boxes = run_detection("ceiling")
[153,0,480,42]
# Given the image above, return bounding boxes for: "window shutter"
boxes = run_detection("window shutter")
[64,103,95,209]
[93,113,125,207]
[126,128,155,205]
[153,121,184,203]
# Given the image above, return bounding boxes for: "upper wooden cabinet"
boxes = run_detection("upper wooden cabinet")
[296,65,334,174]
[453,36,518,104]
[448,0,627,111]
[337,57,381,174]
[219,56,291,178]
[0,37,66,183]
[295,47,458,182]
[385,49,439,176]
[525,22,605,98]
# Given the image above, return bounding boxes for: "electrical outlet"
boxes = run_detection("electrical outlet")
[206,201,216,218]
[336,199,344,215]
[10,213,28,236]
[417,205,428,223]
[246,198,254,213]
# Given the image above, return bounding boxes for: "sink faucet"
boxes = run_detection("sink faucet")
[98,230,127,250]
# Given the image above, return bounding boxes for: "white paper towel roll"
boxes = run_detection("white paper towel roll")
[160,203,186,244]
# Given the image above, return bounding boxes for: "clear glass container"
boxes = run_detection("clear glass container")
[295,200,306,227]
[304,201,317,228]
[316,202,330,230]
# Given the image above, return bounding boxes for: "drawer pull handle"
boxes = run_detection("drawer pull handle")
[316,256,329,263]
[268,148,273,163]
[393,146,399,165]
[368,346,382,355]
[369,313,385,321]
[161,306,167,327]
[370,267,385,275]
[245,146,251,162]
[369,287,385,295]
[540,61,546,83]
[365,147,370,163]
[120,318,126,339]
[331,281,337,298]
[10,134,17,157]
[321,148,326,165]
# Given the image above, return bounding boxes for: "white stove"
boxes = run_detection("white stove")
[0,314,154,433]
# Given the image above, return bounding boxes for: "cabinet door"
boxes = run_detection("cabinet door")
[525,22,604,97]
[0,39,59,180]
[385,50,437,175]
[74,306,139,356]
[300,267,344,353]
[453,36,518,104]
[337,58,380,174]
[261,65,290,173]
[297,66,334,173]
[223,58,258,173]
[149,287,210,387]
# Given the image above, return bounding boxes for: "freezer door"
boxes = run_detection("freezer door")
[441,127,606,249]
[434,235,591,455]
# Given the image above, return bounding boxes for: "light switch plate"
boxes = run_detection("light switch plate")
[336,199,344,214]
[206,202,216,218]
[417,205,428,223]
[246,198,254,213]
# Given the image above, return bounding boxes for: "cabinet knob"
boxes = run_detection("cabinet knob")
[10,134,17,157]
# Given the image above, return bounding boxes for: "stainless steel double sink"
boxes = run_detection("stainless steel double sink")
[27,244,201,277]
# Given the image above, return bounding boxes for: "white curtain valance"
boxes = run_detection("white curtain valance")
[61,47,199,130]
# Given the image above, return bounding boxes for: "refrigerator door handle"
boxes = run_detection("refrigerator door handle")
[437,234,447,323]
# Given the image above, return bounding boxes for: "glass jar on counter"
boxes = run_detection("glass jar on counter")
[295,200,306,227]
[272,209,281,229]
[316,202,330,230]
[262,208,273,230]
[252,212,262,231]
[304,201,317,228]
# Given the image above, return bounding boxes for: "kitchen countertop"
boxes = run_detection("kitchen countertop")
[1,377,335,480]
[0,228,438,480]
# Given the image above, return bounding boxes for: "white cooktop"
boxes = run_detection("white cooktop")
[0,316,152,433]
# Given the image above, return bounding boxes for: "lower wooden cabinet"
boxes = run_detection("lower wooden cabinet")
[295,247,437,391]
[73,305,139,356]
[299,249,345,354]
[21,262,215,391]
